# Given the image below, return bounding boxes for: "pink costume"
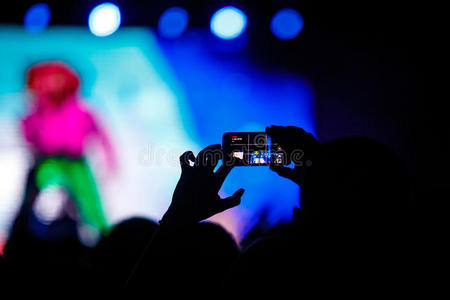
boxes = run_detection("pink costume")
[22,94,115,164]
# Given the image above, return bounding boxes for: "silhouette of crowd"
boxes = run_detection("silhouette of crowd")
[0,125,426,294]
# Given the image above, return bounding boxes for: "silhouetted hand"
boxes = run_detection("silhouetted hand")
[266,125,320,186]
[160,144,245,229]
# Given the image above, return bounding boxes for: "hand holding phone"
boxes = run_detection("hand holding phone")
[222,132,290,166]
[264,125,320,186]
[161,144,245,228]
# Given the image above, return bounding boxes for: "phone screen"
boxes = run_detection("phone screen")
[222,132,289,166]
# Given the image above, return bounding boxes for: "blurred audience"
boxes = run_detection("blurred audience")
[228,132,417,294]
[1,125,425,295]
[0,254,7,284]
[93,217,158,288]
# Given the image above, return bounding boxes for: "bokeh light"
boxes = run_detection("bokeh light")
[270,8,304,40]
[33,185,68,225]
[158,7,189,39]
[210,6,247,40]
[88,3,121,37]
[23,3,51,34]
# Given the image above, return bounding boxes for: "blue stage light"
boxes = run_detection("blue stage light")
[0,26,315,241]
[210,6,247,40]
[23,3,51,34]
[270,8,304,40]
[158,7,189,39]
[88,3,121,37]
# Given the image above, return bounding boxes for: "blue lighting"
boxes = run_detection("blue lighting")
[0,26,315,241]
[158,7,189,39]
[270,8,304,40]
[88,3,121,37]
[210,6,247,40]
[23,3,51,34]
[159,29,316,232]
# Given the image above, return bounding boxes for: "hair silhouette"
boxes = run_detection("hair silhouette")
[93,217,159,288]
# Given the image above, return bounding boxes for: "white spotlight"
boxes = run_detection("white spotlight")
[210,6,247,40]
[89,3,121,37]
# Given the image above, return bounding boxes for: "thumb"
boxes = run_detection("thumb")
[219,188,245,212]
[270,165,297,181]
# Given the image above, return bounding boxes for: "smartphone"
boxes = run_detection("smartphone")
[222,132,290,166]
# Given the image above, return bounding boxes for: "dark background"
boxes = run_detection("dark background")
[1,1,440,211]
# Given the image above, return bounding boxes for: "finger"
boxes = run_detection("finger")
[218,189,245,213]
[195,144,221,170]
[286,126,307,134]
[266,125,308,154]
[269,165,297,181]
[215,163,233,188]
[266,125,289,149]
[205,147,223,171]
[180,151,195,171]
[265,125,284,136]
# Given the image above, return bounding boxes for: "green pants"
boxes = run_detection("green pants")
[35,156,109,235]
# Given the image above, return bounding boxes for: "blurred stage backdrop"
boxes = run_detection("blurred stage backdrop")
[0,6,314,248]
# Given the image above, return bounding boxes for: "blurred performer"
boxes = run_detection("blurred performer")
[21,61,116,235]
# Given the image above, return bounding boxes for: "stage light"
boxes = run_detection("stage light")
[24,3,51,34]
[210,6,247,40]
[33,185,67,225]
[158,7,189,39]
[270,8,304,40]
[88,3,121,37]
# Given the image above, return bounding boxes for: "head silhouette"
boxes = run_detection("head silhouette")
[154,222,240,294]
[94,217,158,287]
[307,137,409,228]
